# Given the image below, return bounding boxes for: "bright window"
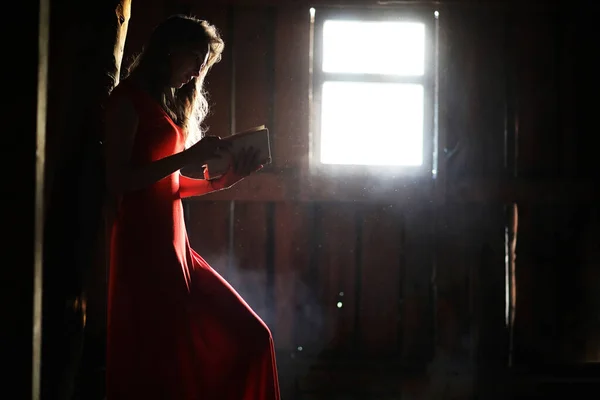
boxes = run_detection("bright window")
[322,20,425,76]
[312,10,435,169]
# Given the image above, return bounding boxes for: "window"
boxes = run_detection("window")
[310,8,437,173]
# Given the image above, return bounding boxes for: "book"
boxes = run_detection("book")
[203,125,272,180]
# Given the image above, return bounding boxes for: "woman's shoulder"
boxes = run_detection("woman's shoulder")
[108,79,145,110]
[108,79,135,102]
[104,80,139,122]
[108,78,158,115]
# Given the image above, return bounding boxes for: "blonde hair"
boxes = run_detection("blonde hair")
[125,15,224,147]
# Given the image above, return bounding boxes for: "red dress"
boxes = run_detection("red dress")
[106,80,280,400]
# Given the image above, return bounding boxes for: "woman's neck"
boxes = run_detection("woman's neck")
[129,75,167,108]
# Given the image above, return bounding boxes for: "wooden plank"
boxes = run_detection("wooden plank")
[470,204,508,399]
[196,172,598,203]
[122,0,164,68]
[434,204,471,354]
[233,6,272,132]
[512,10,559,179]
[359,204,403,355]
[201,172,434,203]
[315,204,359,354]
[442,6,506,181]
[273,203,313,350]
[435,3,449,204]
[273,7,310,171]
[511,203,543,365]
[225,7,273,326]
[471,9,506,177]
[186,201,231,277]
[230,202,269,322]
[446,179,600,204]
[555,8,576,178]
[425,203,479,399]
[436,10,509,396]
[440,5,475,184]
[573,206,600,362]
[302,174,434,203]
[401,204,434,364]
[164,0,191,15]
[512,204,600,365]
[571,6,597,179]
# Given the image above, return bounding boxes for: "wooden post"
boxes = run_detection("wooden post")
[3,0,49,398]
[42,1,131,399]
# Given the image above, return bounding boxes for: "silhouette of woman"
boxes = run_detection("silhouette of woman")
[103,14,280,400]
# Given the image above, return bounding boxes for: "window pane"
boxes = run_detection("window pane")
[322,20,425,76]
[320,81,424,166]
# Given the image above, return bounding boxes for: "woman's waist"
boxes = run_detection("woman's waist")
[110,191,182,225]
[117,179,180,204]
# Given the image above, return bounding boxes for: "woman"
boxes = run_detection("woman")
[104,15,280,399]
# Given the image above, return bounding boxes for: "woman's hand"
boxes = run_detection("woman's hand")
[185,135,232,166]
[209,146,263,190]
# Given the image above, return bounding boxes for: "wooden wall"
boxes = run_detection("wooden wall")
[43,0,599,399]
[121,1,600,398]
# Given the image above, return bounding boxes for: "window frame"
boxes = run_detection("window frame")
[310,7,437,178]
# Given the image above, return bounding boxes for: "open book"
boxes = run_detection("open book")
[203,125,272,180]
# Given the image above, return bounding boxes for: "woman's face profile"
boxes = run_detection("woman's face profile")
[169,43,211,88]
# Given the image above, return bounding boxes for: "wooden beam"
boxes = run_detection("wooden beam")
[446,179,599,203]
[196,0,558,9]
[190,172,598,203]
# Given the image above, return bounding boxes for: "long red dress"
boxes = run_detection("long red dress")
[106,80,280,400]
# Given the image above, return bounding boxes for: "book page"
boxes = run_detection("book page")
[204,125,271,180]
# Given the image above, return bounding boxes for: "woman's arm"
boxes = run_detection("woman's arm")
[178,147,265,198]
[104,95,194,195]
[178,166,251,198]
[178,174,221,198]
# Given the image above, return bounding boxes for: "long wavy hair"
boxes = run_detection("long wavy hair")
[125,15,224,147]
